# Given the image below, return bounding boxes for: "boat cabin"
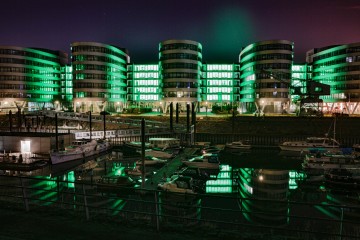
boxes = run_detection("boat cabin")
[174,176,194,190]
[306,137,340,146]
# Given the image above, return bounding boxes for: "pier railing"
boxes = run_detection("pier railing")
[0,174,359,239]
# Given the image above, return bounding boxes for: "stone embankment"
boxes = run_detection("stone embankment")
[1,114,359,145]
[121,115,359,137]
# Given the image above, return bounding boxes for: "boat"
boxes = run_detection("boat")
[303,153,360,170]
[125,166,153,177]
[181,153,220,169]
[200,145,222,155]
[175,166,211,181]
[279,137,341,152]
[50,139,111,165]
[325,168,360,190]
[148,137,180,149]
[135,155,167,166]
[279,117,341,152]
[225,140,252,151]
[123,141,152,149]
[96,174,139,195]
[157,175,198,194]
[141,148,174,159]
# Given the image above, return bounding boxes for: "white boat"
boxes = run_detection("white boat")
[123,141,152,149]
[135,156,167,166]
[181,153,220,169]
[125,166,152,177]
[149,137,180,149]
[325,168,360,189]
[279,137,341,152]
[302,153,360,174]
[141,148,174,159]
[50,139,111,165]
[225,141,252,150]
[280,117,342,152]
[157,175,197,194]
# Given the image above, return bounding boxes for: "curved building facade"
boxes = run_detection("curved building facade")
[71,42,129,113]
[0,46,67,112]
[239,40,294,114]
[307,42,360,114]
[159,40,202,112]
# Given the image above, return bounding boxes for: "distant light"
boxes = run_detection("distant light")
[259,175,264,181]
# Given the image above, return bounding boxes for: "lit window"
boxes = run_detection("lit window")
[21,140,31,153]
[346,57,353,63]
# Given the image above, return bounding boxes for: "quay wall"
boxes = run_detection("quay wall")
[131,115,360,147]
[195,133,360,147]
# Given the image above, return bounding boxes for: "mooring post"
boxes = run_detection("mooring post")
[186,103,190,146]
[176,103,179,124]
[169,102,173,132]
[20,177,29,212]
[154,191,160,231]
[82,184,90,220]
[17,108,21,132]
[141,118,146,188]
[55,113,59,151]
[89,111,92,140]
[192,102,196,146]
[9,110,12,132]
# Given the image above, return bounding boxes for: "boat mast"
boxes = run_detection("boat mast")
[333,116,336,146]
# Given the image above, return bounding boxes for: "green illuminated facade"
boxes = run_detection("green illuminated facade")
[306,42,360,114]
[2,40,360,115]
[60,65,73,111]
[239,40,294,114]
[71,42,129,113]
[159,40,202,112]
[127,64,161,108]
[0,46,67,112]
[290,63,309,110]
[201,64,240,110]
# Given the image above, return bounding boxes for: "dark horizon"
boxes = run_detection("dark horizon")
[1,0,360,63]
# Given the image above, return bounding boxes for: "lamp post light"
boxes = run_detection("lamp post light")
[54,100,60,111]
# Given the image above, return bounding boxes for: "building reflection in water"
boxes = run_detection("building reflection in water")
[159,191,202,226]
[238,168,290,226]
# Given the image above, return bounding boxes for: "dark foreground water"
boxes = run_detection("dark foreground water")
[1,147,359,239]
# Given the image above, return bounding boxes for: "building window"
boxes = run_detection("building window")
[21,140,31,153]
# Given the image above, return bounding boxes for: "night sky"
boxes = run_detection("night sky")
[1,0,359,63]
